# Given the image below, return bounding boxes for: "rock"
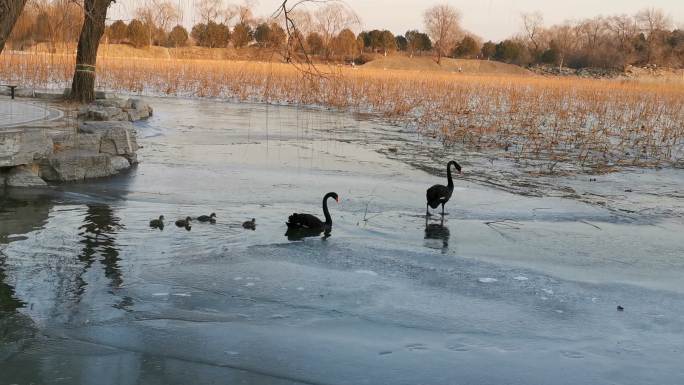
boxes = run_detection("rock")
[94,98,127,109]
[110,155,131,172]
[5,165,47,188]
[39,150,118,182]
[79,121,139,163]
[33,90,64,100]
[0,128,53,167]
[126,98,153,120]
[127,110,141,122]
[13,88,35,98]
[51,132,101,153]
[77,98,152,122]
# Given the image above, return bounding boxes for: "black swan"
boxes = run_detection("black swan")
[242,218,256,230]
[197,213,216,223]
[149,215,165,230]
[426,161,462,216]
[286,192,339,233]
[175,217,192,230]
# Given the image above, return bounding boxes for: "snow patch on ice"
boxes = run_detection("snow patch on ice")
[478,278,498,283]
[355,270,379,276]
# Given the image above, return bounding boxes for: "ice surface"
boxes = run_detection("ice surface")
[1,98,683,385]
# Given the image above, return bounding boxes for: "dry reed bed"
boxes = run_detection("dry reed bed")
[2,51,683,171]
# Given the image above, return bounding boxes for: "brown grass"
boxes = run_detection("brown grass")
[1,50,683,171]
[361,56,532,75]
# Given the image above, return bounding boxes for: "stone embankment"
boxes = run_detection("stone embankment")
[529,64,684,79]
[1,96,151,188]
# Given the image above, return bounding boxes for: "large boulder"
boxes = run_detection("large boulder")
[39,150,118,182]
[77,104,129,121]
[0,129,53,167]
[78,121,139,163]
[76,98,152,122]
[110,155,131,172]
[4,165,47,188]
[126,98,153,120]
[51,132,101,153]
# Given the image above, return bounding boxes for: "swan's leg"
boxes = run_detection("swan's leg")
[441,203,445,217]
[426,203,431,217]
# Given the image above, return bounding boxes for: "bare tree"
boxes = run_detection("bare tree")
[546,23,576,71]
[521,11,544,54]
[135,0,180,45]
[70,0,116,103]
[313,3,358,58]
[636,7,672,62]
[606,14,638,52]
[197,0,223,24]
[29,0,82,50]
[424,3,462,64]
[0,0,29,54]
[576,17,605,51]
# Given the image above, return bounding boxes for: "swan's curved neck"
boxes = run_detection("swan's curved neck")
[323,195,333,225]
[447,162,455,189]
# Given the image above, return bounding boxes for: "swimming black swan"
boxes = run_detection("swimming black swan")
[197,213,216,223]
[242,218,256,230]
[175,217,192,230]
[286,192,339,232]
[426,161,462,217]
[149,215,165,230]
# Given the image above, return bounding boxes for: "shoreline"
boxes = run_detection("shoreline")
[3,91,683,222]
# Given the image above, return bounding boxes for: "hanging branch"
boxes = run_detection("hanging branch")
[272,0,336,79]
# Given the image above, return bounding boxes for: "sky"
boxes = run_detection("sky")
[109,0,684,41]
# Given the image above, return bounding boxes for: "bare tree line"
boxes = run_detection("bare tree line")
[511,8,683,69]
[2,1,684,103]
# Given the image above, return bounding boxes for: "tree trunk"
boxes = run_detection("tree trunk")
[0,0,28,54]
[70,0,114,103]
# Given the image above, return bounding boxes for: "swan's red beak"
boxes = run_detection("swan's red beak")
[336,197,340,203]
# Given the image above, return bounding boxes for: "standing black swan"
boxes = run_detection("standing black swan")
[286,192,339,236]
[426,161,462,217]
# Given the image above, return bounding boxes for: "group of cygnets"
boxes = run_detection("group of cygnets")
[148,160,463,239]
[149,213,256,231]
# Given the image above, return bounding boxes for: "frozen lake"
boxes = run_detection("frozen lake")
[1,97,683,385]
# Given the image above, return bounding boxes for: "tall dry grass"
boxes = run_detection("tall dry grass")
[1,50,683,171]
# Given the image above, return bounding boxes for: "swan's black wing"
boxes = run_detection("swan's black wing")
[426,184,451,209]
[287,213,324,229]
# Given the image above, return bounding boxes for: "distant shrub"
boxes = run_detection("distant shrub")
[167,25,189,47]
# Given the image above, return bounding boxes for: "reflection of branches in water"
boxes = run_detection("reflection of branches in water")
[485,219,522,240]
[0,251,24,312]
[76,204,125,295]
